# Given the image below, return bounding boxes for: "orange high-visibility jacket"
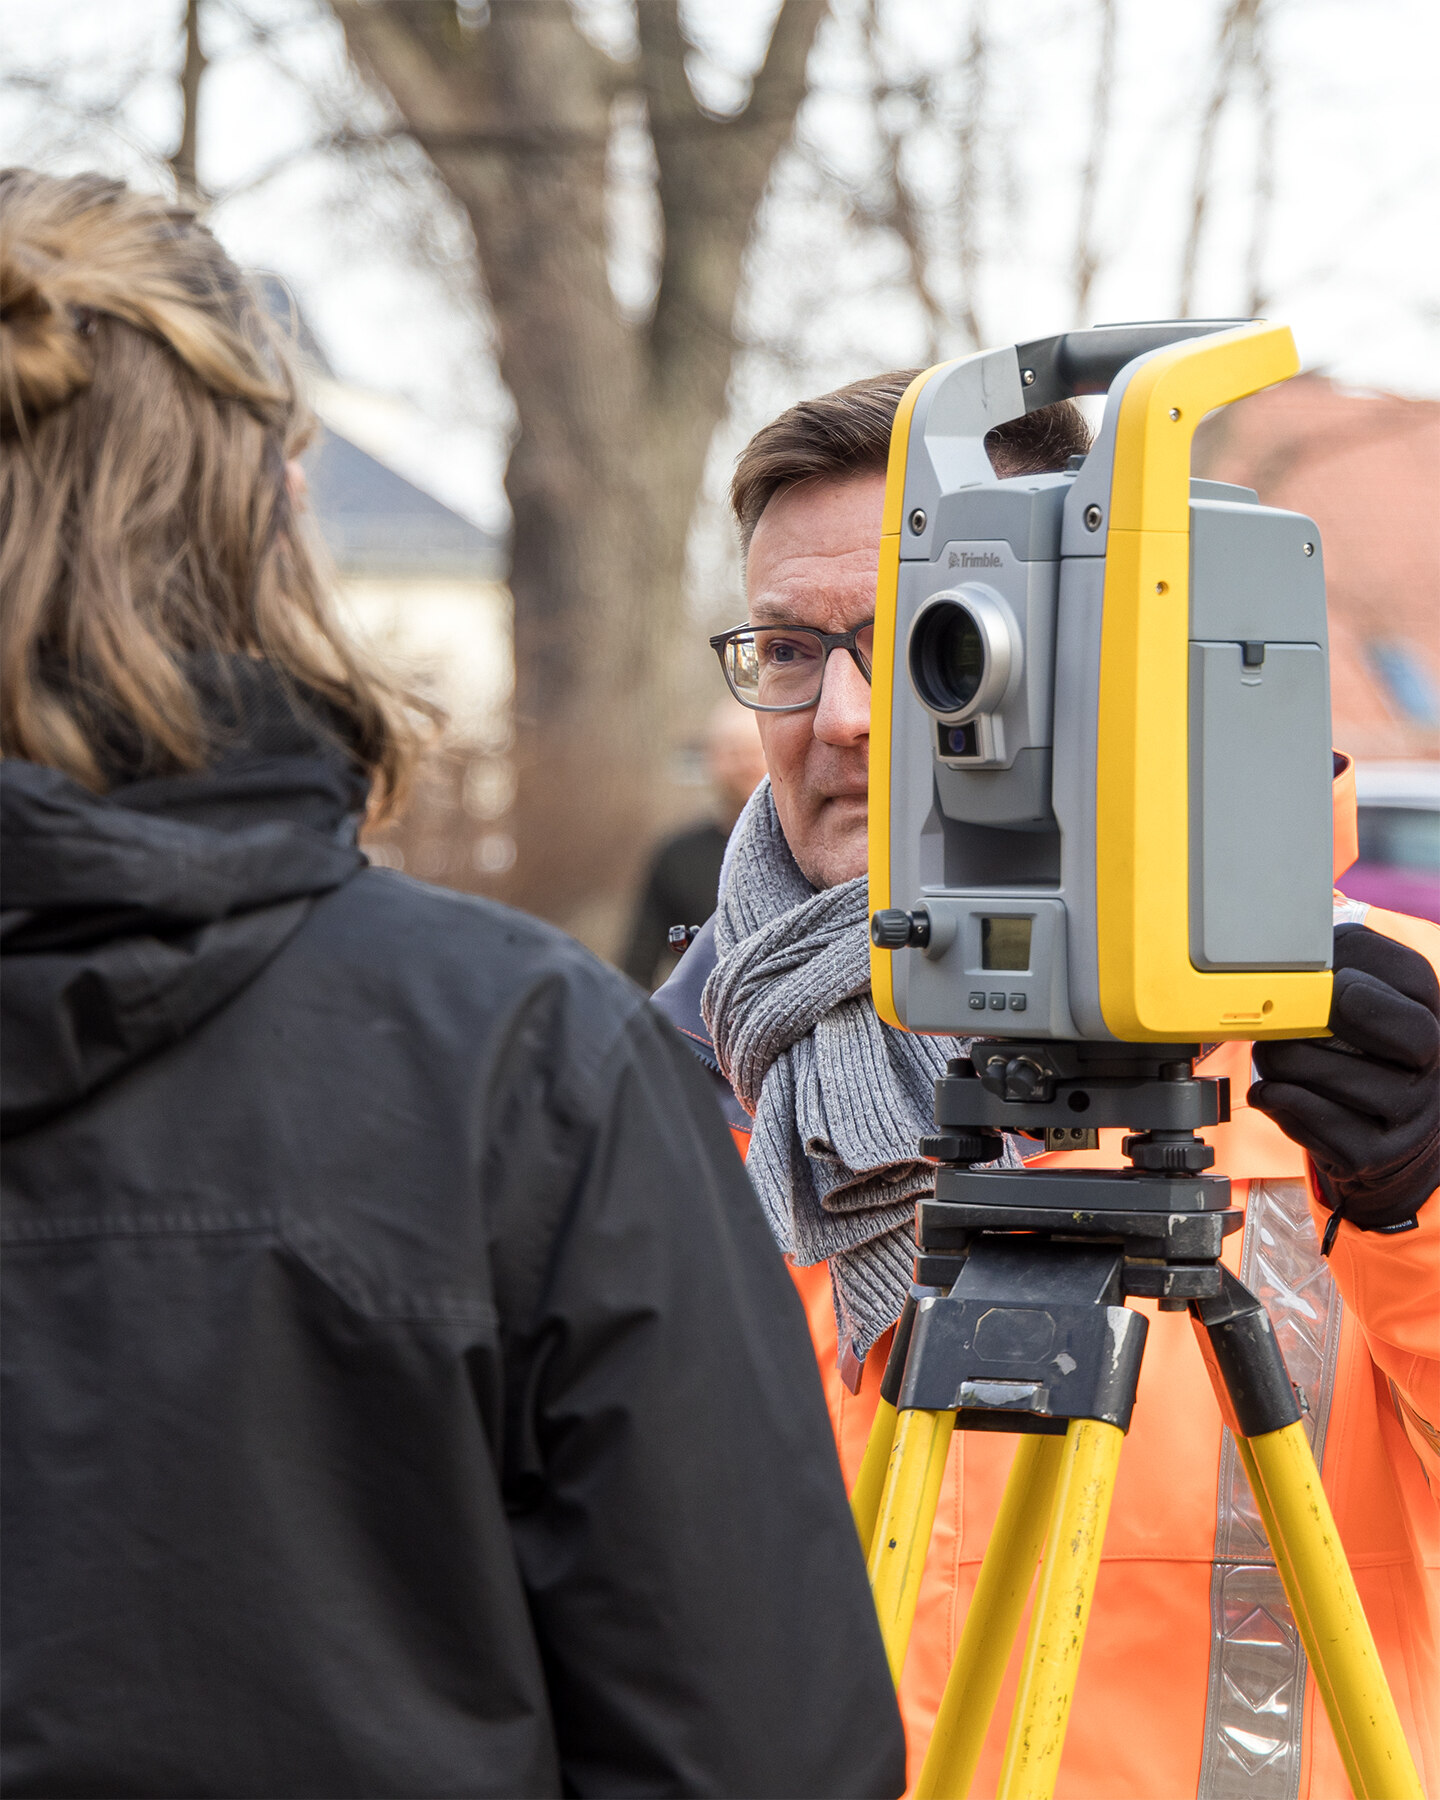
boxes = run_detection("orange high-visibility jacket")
[734,758,1440,1797]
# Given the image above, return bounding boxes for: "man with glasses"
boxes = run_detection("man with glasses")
[653,369,1440,1797]
[655,371,1090,1218]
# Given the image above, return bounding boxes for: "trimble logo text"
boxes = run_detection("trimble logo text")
[948,550,1003,569]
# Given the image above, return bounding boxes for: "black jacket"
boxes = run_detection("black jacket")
[0,746,903,1798]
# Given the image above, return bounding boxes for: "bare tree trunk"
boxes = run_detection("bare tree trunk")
[169,0,207,202]
[331,0,826,939]
[1071,0,1115,324]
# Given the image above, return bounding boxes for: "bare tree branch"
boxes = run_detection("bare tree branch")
[635,0,701,134]
[331,0,489,135]
[1,55,163,145]
[748,0,830,130]
[1178,0,1254,317]
[1244,3,1275,317]
[1072,0,1115,324]
[207,125,395,205]
[169,0,208,201]
[645,0,826,408]
[858,0,943,364]
[951,0,987,351]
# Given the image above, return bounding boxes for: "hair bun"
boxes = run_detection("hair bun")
[0,239,94,435]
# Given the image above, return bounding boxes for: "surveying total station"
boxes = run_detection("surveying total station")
[856,322,1423,1799]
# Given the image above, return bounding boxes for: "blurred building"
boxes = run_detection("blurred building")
[302,404,514,888]
[1195,373,1440,760]
[259,276,516,888]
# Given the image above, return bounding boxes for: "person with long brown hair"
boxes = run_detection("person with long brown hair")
[0,168,412,804]
[0,171,904,1799]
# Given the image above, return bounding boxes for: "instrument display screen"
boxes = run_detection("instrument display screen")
[981,916,1031,971]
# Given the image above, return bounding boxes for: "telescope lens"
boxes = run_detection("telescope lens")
[911,602,986,716]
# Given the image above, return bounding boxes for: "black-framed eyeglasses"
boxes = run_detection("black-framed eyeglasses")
[709,620,875,713]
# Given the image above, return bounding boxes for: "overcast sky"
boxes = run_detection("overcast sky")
[5,0,1437,552]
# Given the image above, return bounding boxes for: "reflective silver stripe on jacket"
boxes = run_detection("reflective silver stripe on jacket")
[1196,1177,1344,1800]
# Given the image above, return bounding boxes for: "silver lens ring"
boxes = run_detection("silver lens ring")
[907,585,1021,723]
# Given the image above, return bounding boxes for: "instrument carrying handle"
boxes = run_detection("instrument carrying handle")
[1014,320,1245,410]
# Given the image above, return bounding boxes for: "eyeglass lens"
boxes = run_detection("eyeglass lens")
[724,625,874,709]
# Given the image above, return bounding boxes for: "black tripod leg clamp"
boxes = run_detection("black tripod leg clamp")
[890,1244,1149,1432]
[1189,1267,1302,1438]
[880,1284,945,1408]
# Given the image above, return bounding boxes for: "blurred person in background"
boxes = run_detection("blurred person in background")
[0,170,905,1800]
[655,371,1440,1795]
[621,700,767,989]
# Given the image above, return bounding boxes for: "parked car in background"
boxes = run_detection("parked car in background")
[1345,762,1440,924]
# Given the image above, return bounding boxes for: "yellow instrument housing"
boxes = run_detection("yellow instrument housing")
[869,323,1333,1043]
[869,366,932,1034]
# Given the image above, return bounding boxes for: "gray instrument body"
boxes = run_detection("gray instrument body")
[884,327,1334,1041]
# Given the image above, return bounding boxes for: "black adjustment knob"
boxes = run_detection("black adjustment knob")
[1003,1056,1048,1102]
[872,909,912,948]
[918,1134,960,1162]
[1122,1131,1216,1173]
[919,1130,998,1165]
[871,908,930,949]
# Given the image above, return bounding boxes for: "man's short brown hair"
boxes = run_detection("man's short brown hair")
[730,368,1091,552]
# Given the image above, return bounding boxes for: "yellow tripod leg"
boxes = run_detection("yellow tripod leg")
[916,1432,1066,1800]
[851,1397,898,1559]
[1232,1436,1358,1794]
[995,1418,1124,1800]
[1245,1422,1423,1800]
[868,1407,956,1684]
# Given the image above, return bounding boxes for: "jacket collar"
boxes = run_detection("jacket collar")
[651,914,721,1072]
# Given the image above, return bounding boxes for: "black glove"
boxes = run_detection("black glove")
[1250,923,1440,1248]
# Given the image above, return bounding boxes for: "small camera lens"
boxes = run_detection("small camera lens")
[912,602,986,715]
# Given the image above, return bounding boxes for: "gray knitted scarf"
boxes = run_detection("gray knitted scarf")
[702,780,1018,1377]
